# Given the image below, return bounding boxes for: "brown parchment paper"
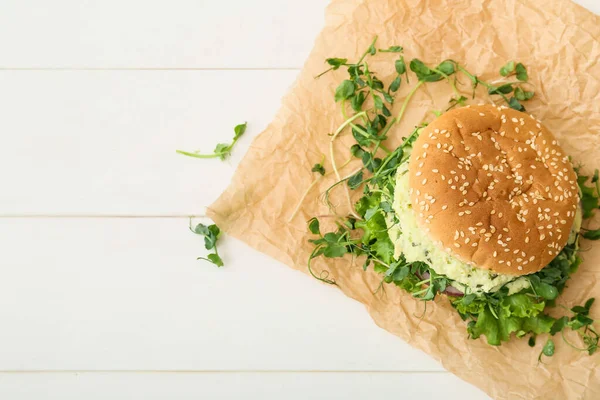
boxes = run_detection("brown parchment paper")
[208,0,600,398]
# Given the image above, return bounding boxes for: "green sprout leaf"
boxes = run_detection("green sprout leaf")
[539,339,555,362]
[529,275,559,300]
[379,46,403,53]
[233,122,246,139]
[389,76,401,92]
[410,59,431,77]
[551,316,569,335]
[583,228,600,240]
[326,58,348,70]
[348,170,364,189]
[516,63,529,81]
[205,253,224,267]
[410,59,442,82]
[335,80,356,102]
[437,60,456,75]
[350,144,365,158]
[515,87,535,101]
[508,97,525,111]
[373,95,384,110]
[500,61,516,76]
[323,244,347,258]
[368,41,377,55]
[351,91,366,111]
[308,218,321,235]
[311,162,326,176]
[489,83,514,95]
[395,58,407,75]
[382,104,391,117]
[576,168,600,219]
[586,298,596,310]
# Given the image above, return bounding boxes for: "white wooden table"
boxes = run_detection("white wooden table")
[0,1,597,398]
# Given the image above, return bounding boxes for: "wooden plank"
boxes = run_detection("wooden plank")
[0,0,325,69]
[0,218,443,371]
[0,372,490,399]
[0,70,300,215]
[0,1,597,69]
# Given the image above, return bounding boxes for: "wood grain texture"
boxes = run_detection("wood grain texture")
[0,70,296,215]
[0,0,597,398]
[0,372,488,399]
[0,0,324,69]
[0,218,442,372]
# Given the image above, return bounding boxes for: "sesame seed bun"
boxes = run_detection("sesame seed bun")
[408,105,579,276]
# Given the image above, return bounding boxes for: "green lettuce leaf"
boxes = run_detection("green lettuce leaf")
[576,168,600,219]
[459,293,553,345]
[501,294,545,318]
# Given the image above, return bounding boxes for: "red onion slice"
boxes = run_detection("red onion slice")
[415,270,464,297]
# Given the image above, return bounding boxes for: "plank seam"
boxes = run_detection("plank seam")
[0,370,448,374]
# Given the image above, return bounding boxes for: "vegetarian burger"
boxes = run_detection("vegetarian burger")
[388,104,582,296]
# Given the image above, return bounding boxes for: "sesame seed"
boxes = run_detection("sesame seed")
[422,179,428,185]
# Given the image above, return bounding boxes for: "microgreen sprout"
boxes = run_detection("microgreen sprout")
[177,122,247,160]
[190,220,224,267]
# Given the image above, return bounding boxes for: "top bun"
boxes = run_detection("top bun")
[408,105,579,276]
